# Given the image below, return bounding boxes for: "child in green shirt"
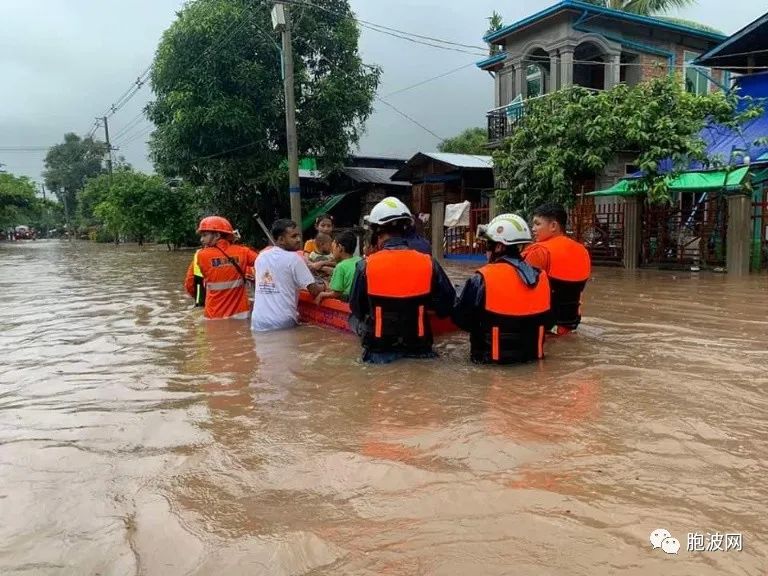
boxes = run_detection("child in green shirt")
[315,230,361,303]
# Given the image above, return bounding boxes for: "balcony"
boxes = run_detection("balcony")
[486,89,602,146]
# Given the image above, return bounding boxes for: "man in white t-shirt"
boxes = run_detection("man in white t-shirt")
[251,219,324,332]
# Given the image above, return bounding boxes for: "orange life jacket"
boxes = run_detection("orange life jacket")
[526,235,590,330]
[363,248,434,354]
[475,260,551,364]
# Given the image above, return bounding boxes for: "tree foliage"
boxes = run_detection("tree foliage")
[494,76,760,215]
[43,133,107,223]
[146,0,381,240]
[438,127,489,155]
[81,169,199,248]
[0,172,63,233]
[581,0,696,14]
[486,11,503,55]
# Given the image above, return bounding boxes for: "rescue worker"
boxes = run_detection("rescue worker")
[522,203,591,335]
[184,216,259,320]
[453,214,552,364]
[348,197,455,364]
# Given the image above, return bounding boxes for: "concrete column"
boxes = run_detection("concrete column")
[494,72,501,108]
[622,195,641,270]
[431,194,445,263]
[488,194,498,219]
[726,193,752,276]
[560,49,574,88]
[605,53,621,89]
[514,61,525,99]
[549,51,560,92]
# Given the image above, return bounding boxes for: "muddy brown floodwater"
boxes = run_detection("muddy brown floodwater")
[1,240,767,576]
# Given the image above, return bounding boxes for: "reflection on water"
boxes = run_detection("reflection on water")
[1,240,767,575]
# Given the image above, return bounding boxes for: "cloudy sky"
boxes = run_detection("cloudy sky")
[1,0,765,184]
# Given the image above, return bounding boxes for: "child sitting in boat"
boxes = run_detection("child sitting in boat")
[307,232,336,282]
[315,231,361,303]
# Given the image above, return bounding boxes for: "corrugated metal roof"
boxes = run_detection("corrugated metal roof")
[341,167,410,186]
[420,152,493,169]
[299,169,323,179]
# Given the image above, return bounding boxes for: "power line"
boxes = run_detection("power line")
[112,112,150,143]
[358,22,486,57]
[282,0,487,56]
[375,96,444,141]
[86,8,257,140]
[383,62,478,98]
[0,146,49,152]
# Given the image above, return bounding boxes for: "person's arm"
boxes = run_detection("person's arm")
[184,259,196,297]
[452,274,484,332]
[348,260,368,321]
[429,260,457,318]
[315,290,343,304]
[293,254,325,297]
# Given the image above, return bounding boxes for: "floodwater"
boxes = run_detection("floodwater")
[1,240,767,576]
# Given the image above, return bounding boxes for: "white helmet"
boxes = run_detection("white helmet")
[365,197,413,227]
[477,213,532,246]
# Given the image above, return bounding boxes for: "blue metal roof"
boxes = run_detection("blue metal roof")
[476,53,507,70]
[484,0,727,45]
[695,11,768,69]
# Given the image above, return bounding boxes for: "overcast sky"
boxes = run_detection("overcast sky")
[1,0,765,184]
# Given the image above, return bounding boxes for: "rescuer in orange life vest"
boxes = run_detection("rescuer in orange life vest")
[453,214,552,364]
[348,197,456,364]
[521,203,591,335]
[184,216,259,320]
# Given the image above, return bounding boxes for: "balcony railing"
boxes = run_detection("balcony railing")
[487,88,602,144]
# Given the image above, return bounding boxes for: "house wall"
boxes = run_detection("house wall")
[489,10,727,106]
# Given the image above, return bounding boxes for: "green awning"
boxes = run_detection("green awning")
[301,193,347,231]
[588,166,750,197]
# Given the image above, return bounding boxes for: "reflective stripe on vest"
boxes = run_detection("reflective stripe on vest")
[193,250,206,307]
[207,278,244,291]
[537,235,590,282]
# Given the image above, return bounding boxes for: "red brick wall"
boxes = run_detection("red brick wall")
[640,54,669,80]
[640,46,724,92]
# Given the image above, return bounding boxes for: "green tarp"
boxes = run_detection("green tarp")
[588,166,750,197]
[301,193,347,231]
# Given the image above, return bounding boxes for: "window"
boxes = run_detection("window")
[684,51,710,95]
[526,64,542,98]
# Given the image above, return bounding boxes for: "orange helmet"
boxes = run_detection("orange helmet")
[197,216,234,235]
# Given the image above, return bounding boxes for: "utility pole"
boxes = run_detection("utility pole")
[101,116,114,175]
[273,2,301,227]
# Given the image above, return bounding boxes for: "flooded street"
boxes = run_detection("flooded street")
[1,240,767,576]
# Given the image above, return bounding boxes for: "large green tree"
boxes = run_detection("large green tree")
[43,133,107,228]
[0,172,63,233]
[438,127,489,155]
[147,0,380,240]
[0,172,38,229]
[82,169,199,248]
[494,76,761,215]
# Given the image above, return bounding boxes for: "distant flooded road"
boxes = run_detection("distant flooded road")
[1,240,767,575]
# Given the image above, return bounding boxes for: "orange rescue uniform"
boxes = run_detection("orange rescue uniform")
[184,239,258,320]
[522,235,591,332]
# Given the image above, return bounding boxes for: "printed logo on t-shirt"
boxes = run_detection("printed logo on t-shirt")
[257,270,279,294]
